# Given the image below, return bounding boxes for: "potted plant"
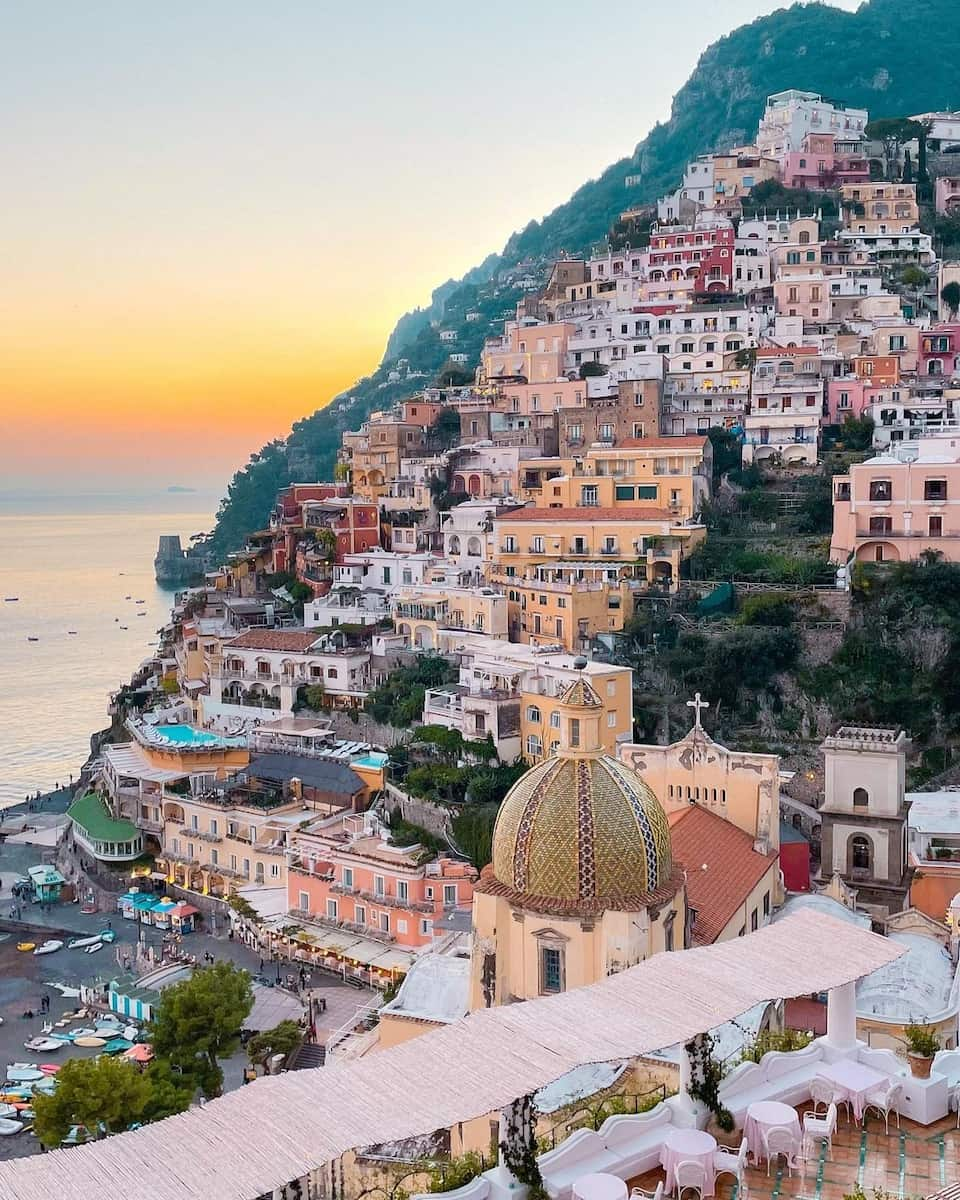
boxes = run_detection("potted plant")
[904,1021,939,1078]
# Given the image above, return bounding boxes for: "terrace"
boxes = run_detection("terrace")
[0,911,956,1200]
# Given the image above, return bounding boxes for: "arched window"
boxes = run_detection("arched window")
[851,835,871,871]
[526,705,542,724]
[798,230,811,245]
[853,787,869,807]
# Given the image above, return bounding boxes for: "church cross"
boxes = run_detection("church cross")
[686,692,709,729]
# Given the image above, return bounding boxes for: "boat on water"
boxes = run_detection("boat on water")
[23,1038,61,1053]
[26,637,39,643]
[33,940,63,956]
[0,1119,23,1136]
[119,625,128,630]
[67,630,77,635]
[4,597,18,602]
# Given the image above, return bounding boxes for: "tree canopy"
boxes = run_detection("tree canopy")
[31,1056,153,1148]
[148,961,254,1097]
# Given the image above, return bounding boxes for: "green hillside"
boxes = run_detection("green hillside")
[204,0,960,560]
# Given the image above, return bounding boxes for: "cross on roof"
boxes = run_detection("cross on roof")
[687,692,710,729]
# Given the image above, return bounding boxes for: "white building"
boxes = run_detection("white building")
[757,90,868,161]
[334,549,440,595]
[657,156,716,220]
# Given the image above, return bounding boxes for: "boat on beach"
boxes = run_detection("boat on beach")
[6,1067,43,1083]
[0,1118,23,1136]
[33,940,63,956]
[85,942,103,954]
[23,1038,61,1053]
[67,930,115,949]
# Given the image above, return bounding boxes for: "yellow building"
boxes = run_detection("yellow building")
[491,504,706,593]
[469,677,685,1009]
[519,659,632,763]
[391,584,508,649]
[840,182,919,234]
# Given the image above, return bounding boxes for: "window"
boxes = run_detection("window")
[598,424,614,442]
[930,515,944,536]
[190,814,199,831]
[531,535,544,553]
[851,835,871,871]
[925,480,948,501]
[382,567,391,585]
[869,480,892,501]
[615,485,635,501]
[581,485,599,506]
[374,874,385,896]
[298,891,310,912]
[327,899,338,919]
[402,568,413,585]
[270,863,280,878]
[420,918,432,936]
[550,711,561,729]
[443,883,457,906]
[637,485,658,500]
[397,919,408,934]
[569,717,581,748]
[869,516,892,535]
[343,866,353,888]
[853,787,869,807]
[355,904,366,925]
[763,891,770,917]
[526,734,542,757]
[751,908,759,932]
[540,946,564,994]
[209,818,218,836]
[379,912,390,934]
[210,848,218,866]
[396,879,409,902]
[607,712,617,728]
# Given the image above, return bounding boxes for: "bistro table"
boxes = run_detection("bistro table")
[815,1059,888,1122]
[572,1173,628,1200]
[743,1100,802,1164]
[659,1127,718,1197]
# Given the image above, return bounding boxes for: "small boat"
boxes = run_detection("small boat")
[16,943,35,953]
[67,630,77,635]
[6,1067,42,1084]
[26,637,39,642]
[74,1036,106,1048]
[23,1038,61,1053]
[124,595,131,600]
[0,1104,17,1119]
[68,931,113,950]
[4,597,18,602]
[62,1028,96,1040]
[135,599,145,604]
[136,612,146,617]
[85,942,103,954]
[0,1119,23,1136]
[122,1025,139,1042]
[119,625,128,630]
[103,1038,132,1055]
[33,940,63,956]
[38,1065,60,1076]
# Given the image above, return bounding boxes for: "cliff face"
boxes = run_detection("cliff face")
[206,0,960,558]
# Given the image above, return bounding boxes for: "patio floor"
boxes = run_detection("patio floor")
[627,1106,960,1200]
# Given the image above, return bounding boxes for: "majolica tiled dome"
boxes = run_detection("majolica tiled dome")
[491,751,673,906]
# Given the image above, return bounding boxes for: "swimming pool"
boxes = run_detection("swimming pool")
[154,724,245,748]
[351,752,388,769]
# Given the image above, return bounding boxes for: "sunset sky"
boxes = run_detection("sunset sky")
[3,0,858,496]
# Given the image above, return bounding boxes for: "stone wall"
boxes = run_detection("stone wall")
[383,783,453,840]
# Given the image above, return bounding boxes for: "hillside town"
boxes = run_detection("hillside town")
[6,88,960,1200]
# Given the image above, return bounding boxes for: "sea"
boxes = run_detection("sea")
[0,492,218,810]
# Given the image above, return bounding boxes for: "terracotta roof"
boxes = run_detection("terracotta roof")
[616,436,708,449]
[668,806,778,945]
[225,630,319,652]
[496,507,674,522]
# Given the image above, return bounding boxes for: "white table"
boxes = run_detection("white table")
[572,1174,627,1200]
[815,1059,887,1122]
[659,1127,718,1198]
[743,1100,802,1164]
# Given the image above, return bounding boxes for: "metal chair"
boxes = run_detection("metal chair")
[862,1080,902,1134]
[802,1101,837,1160]
[713,1138,748,1195]
[761,1125,800,1177]
[809,1078,838,1118]
[674,1158,708,1200]
[630,1183,664,1200]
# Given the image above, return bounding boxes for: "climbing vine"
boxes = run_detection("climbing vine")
[499,1095,548,1200]
[684,1033,735,1132]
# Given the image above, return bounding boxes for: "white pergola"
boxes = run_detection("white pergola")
[0,910,903,1200]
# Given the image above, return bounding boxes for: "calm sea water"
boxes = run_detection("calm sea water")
[0,493,217,809]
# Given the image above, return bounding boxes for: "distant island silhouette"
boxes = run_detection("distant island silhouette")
[166,485,197,493]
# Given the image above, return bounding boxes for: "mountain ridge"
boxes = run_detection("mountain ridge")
[205,0,960,558]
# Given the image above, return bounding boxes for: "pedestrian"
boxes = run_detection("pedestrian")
[259,958,264,972]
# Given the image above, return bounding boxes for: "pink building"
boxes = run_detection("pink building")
[830,436,960,564]
[288,812,477,950]
[935,176,960,217]
[825,376,868,424]
[919,325,960,377]
[781,133,869,190]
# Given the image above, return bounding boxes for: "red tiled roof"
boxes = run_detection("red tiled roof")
[225,630,319,652]
[616,436,708,449]
[668,806,778,945]
[496,507,674,522]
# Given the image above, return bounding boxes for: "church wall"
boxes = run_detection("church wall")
[824,818,891,880]
[822,747,905,818]
[618,738,779,852]
[714,864,779,942]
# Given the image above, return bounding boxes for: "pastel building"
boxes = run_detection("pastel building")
[757,91,867,161]
[935,176,960,217]
[391,583,508,649]
[920,325,960,377]
[781,132,868,190]
[287,810,477,950]
[745,348,825,465]
[481,321,574,384]
[839,183,920,235]
[830,436,960,563]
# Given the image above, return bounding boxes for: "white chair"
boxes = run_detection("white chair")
[630,1184,664,1200]
[713,1139,748,1195]
[761,1126,799,1177]
[862,1081,902,1134]
[809,1079,837,1118]
[802,1101,837,1160]
[675,1159,708,1200]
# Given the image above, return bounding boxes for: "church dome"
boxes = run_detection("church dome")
[490,678,673,909]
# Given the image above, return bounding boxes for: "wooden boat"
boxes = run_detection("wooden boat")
[0,1119,23,1136]
[33,940,63,956]
[16,943,35,953]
